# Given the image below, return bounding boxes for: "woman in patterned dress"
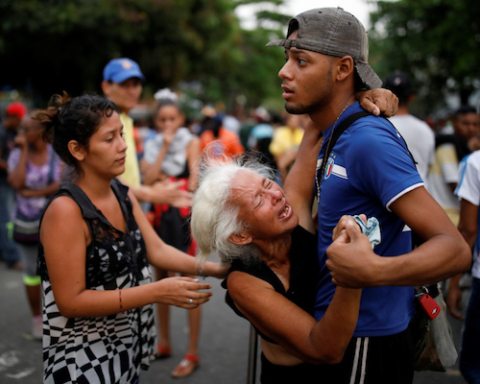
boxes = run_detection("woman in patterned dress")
[36,93,226,384]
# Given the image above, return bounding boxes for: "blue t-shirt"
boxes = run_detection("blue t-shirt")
[315,102,423,337]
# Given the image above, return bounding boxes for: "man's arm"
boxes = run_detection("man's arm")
[326,187,471,287]
[131,180,192,207]
[446,198,476,319]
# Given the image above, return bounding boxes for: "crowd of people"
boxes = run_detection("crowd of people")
[0,5,479,384]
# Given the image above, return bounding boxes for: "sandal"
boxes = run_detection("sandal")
[155,345,172,359]
[171,353,199,378]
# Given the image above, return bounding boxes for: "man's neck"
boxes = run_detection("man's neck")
[309,94,356,132]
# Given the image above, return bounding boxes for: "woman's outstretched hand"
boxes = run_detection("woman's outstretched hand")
[154,276,212,309]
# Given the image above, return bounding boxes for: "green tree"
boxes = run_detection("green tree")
[0,0,288,110]
[369,0,480,115]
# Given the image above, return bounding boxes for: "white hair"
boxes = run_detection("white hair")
[191,157,275,265]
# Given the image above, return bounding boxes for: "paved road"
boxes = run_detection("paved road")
[0,262,468,383]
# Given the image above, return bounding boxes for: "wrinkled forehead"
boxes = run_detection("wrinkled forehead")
[229,169,262,201]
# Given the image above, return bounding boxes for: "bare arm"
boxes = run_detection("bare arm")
[130,180,192,207]
[130,190,226,278]
[19,181,61,198]
[7,136,28,189]
[142,140,171,185]
[447,198,476,319]
[283,119,322,232]
[326,187,471,287]
[186,137,201,191]
[228,270,361,364]
[41,196,213,318]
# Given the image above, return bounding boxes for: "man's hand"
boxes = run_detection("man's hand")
[446,274,465,320]
[150,180,192,207]
[133,180,193,207]
[326,219,381,287]
[357,88,399,117]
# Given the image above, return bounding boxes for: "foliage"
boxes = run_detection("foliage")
[369,0,480,116]
[0,0,287,110]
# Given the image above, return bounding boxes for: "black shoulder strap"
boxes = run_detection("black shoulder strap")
[316,111,419,204]
[38,182,98,232]
[111,179,135,230]
[318,111,370,186]
[63,183,100,220]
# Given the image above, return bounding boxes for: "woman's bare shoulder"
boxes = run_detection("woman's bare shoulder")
[43,195,83,223]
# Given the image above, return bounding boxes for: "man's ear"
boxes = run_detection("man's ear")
[101,80,111,97]
[336,56,354,81]
[229,232,253,246]
[68,140,86,162]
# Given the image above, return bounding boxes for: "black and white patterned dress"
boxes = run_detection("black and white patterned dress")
[38,180,156,383]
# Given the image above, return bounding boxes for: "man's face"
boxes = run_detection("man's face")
[102,78,142,113]
[453,112,479,140]
[278,31,336,115]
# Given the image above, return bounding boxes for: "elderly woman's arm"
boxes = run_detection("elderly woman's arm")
[130,190,226,278]
[283,119,322,232]
[227,271,361,364]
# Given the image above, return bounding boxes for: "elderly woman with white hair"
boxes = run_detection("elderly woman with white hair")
[190,126,376,383]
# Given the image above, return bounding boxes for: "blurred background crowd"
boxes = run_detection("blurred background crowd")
[0,0,479,382]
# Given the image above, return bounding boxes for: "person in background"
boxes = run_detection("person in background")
[449,148,480,383]
[269,7,470,383]
[101,58,191,207]
[8,111,63,339]
[247,107,276,169]
[269,114,306,182]
[141,95,203,378]
[430,106,480,319]
[383,71,435,186]
[37,93,225,383]
[428,105,479,227]
[0,101,26,270]
[199,113,244,159]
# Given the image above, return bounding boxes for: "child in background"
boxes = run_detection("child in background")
[141,93,203,378]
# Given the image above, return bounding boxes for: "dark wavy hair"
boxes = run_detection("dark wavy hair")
[34,93,118,171]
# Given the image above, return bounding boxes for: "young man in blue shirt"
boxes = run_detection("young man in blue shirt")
[270,7,470,384]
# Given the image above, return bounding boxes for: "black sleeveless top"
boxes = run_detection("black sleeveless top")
[222,226,325,383]
[222,225,319,342]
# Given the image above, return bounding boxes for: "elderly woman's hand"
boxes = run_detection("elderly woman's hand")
[332,214,367,241]
[357,88,399,117]
[326,220,382,288]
